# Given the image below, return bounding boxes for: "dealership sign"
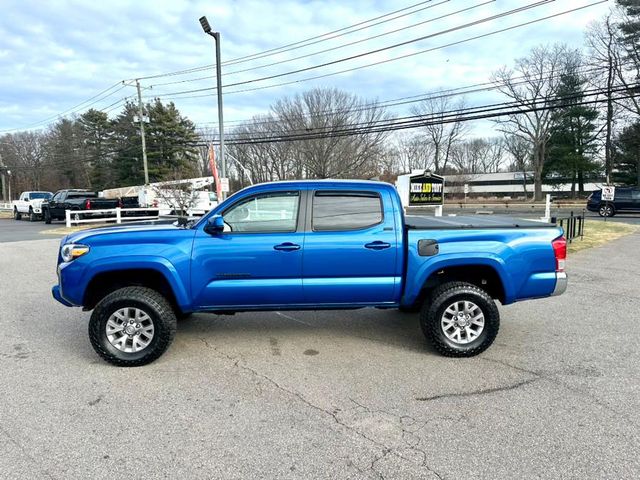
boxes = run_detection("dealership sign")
[409,172,444,206]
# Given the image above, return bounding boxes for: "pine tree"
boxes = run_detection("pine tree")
[613,121,640,185]
[545,72,600,197]
[78,109,111,189]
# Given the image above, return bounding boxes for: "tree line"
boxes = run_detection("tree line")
[1,1,638,201]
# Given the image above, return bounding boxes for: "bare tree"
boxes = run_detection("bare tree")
[587,14,623,183]
[1,131,48,191]
[451,137,504,174]
[387,132,435,174]
[492,44,578,200]
[227,88,389,183]
[411,93,468,174]
[272,88,390,179]
[504,134,532,199]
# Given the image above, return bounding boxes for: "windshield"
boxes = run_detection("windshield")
[30,192,52,200]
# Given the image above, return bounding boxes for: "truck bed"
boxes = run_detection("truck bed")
[405,215,555,230]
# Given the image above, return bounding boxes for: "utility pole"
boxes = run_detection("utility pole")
[136,79,150,184]
[0,154,7,201]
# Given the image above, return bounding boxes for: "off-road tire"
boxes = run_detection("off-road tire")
[420,281,499,357]
[29,208,37,222]
[14,208,21,220]
[89,286,177,367]
[44,208,52,224]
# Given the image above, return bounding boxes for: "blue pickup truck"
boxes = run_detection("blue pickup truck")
[52,180,567,366]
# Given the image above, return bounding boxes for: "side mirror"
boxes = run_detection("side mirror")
[204,214,225,235]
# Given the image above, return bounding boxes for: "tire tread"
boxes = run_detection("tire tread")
[420,281,499,357]
[89,286,177,367]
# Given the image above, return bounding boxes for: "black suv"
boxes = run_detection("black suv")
[587,187,640,217]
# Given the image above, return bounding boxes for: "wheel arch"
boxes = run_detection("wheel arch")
[406,262,509,308]
[82,265,187,313]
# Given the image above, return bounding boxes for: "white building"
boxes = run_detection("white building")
[396,170,603,207]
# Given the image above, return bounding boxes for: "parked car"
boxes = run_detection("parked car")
[42,190,120,224]
[586,187,640,217]
[12,191,53,221]
[52,180,567,366]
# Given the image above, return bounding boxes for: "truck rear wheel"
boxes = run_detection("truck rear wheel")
[14,208,21,220]
[420,282,499,357]
[88,286,177,367]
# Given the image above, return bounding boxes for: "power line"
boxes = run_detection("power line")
[150,0,459,87]
[133,0,444,81]
[155,0,555,98]
[0,82,129,133]
[200,85,636,146]
[191,62,623,133]
[155,0,605,102]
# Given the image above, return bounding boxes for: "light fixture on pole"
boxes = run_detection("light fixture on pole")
[199,15,226,199]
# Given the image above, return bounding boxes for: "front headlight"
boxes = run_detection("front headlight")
[61,244,90,262]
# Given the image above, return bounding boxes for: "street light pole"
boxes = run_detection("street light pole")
[199,16,226,199]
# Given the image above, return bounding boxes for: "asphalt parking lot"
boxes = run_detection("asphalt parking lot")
[1,220,640,479]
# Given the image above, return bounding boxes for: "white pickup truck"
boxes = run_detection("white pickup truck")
[12,191,53,221]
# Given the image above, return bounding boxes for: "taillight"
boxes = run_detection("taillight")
[552,236,567,272]
[85,199,91,209]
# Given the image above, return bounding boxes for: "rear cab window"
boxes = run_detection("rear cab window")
[312,191,383,231]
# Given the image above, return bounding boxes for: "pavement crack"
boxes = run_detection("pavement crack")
[482,357,640,430]
[0,423,56,479]
[415,377,538,402]
[199,337,444,479]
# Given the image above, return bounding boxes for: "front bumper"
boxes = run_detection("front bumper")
[52,285,74,307]
[551,272,568,296]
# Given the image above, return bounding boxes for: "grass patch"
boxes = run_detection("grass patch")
[0,211,12,219]
[568,220,638,254]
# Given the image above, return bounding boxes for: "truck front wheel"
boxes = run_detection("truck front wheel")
[420,282,499,357]
[44,208,52,224]
[89,287,177,367]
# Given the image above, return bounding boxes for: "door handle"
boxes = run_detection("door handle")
[365,241,391,250]
[273,242,301,252]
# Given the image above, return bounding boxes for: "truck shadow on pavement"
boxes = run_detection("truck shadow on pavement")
[174,309,435,357]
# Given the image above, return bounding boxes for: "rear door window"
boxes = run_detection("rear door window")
[312,191,383,231]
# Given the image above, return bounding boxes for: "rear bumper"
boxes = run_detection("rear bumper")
[52,285,74,307]
[551,272,568,296]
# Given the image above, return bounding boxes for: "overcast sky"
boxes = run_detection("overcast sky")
[0,0,612,136]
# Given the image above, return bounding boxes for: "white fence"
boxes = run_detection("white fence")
[0,202,12,211]
[65,208,160,228]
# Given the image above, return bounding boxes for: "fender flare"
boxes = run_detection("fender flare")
[81,256,190,309]
[404,254,515,306]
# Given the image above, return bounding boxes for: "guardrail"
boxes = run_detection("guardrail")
[65,207,160,228]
